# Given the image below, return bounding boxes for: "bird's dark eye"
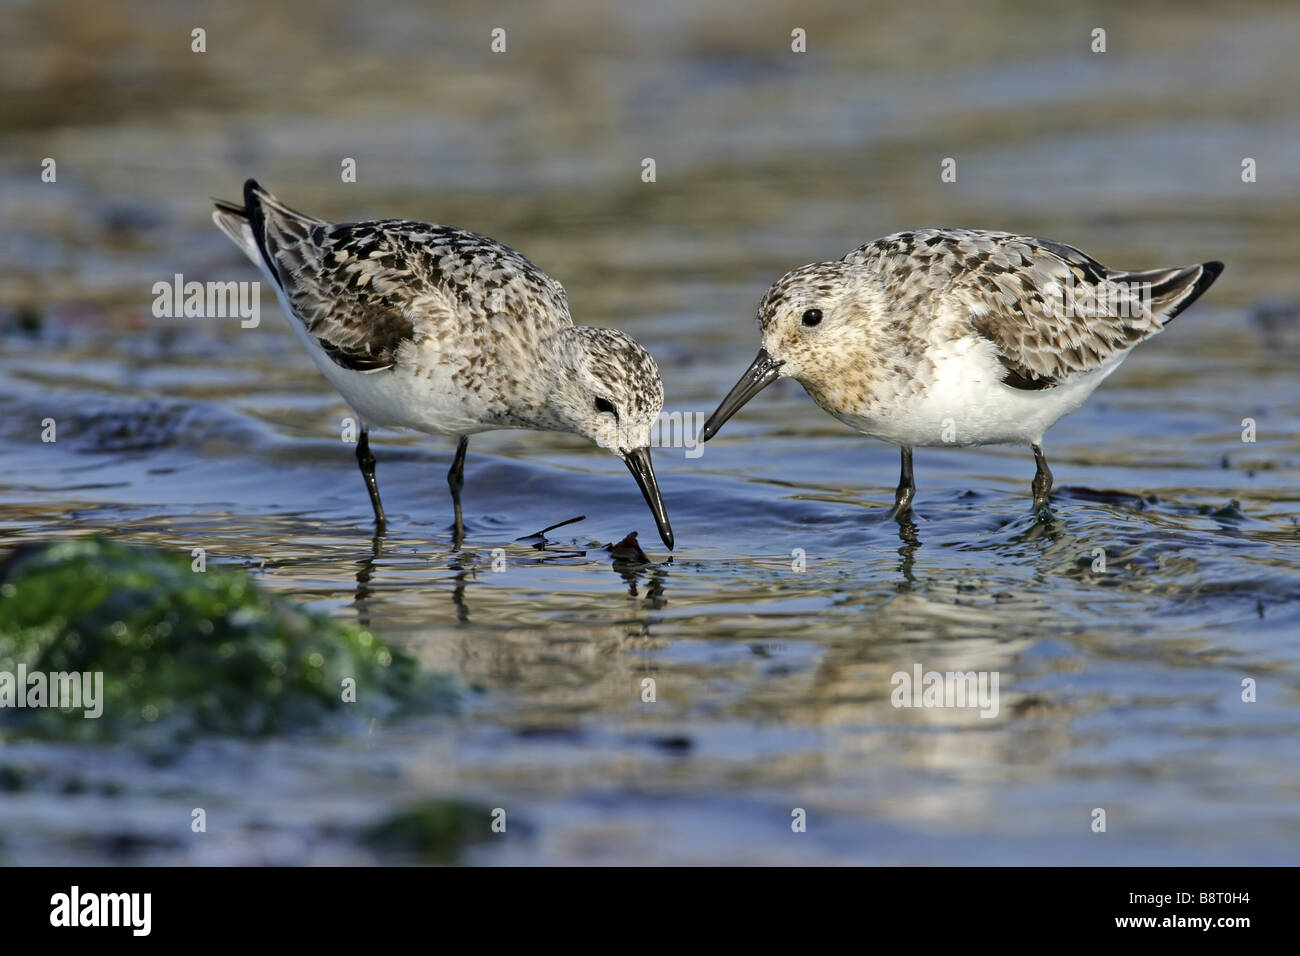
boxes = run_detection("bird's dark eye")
[801,308,823,327]
[594,397,618,417]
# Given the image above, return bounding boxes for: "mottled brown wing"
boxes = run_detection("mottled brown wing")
[247,182,571,373]
[853,229,1218,390]
[266,220,426,372]
[957,233,1162,389]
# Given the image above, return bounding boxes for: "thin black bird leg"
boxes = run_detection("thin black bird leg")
[448,435,469,549]
[1031,442,1054,512]
[888,446,915,520]
[355,428,386,532]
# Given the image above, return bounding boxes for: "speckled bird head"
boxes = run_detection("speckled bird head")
[544,326,665,452]
[756,260,887,381]
[543,325,673,549]
[700,258,894,443]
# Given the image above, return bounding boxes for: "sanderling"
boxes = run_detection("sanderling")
[213,180,673,549]
[703,228,1224,516]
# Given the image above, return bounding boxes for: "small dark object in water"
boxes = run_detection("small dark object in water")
[607,531,650,563]
[16,306,43,334]
[1200,500,1244,519]
[0,765,26,792]
[515,514,586,542]
[514,723,583,741]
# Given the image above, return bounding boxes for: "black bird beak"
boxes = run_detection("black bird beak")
[702,348,785,441]
[622,446,674,551]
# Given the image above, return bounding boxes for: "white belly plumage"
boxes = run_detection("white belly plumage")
[265,272,495,437]
[829,334,1128,448]
[312,357,494,436]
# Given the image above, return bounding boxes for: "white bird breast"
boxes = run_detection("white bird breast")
[831,334,1129,448]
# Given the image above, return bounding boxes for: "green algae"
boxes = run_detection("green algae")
[0,537,456,742]
[362,799,499,865]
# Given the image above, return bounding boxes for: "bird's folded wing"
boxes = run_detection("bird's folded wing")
[964,240,1163,390]
[856,230,1166,390]
[262,219,571,373]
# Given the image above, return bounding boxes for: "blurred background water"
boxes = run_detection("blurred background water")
[1,0,1298,864]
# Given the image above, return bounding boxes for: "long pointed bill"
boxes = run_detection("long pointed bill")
[702,348,784,441]
[622,446,674,551]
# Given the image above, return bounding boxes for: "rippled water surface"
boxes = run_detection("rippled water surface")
[1,0,1299,864]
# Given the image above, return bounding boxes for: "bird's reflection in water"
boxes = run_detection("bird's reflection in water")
[894,515,921,591]
[447,555,473,624]
[350,514,672,629]
[1010,506,1065,546]
[613,560,668,608]
[352,528,481,626]
[353,531,384,631]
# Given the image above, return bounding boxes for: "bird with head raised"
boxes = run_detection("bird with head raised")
[703,227,1223,517]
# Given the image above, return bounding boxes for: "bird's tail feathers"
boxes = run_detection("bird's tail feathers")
[1108,260,1225,323]
[211,198,262,269]
[212,179,323,290]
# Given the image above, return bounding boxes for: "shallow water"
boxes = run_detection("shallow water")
[2,0,1299,864]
